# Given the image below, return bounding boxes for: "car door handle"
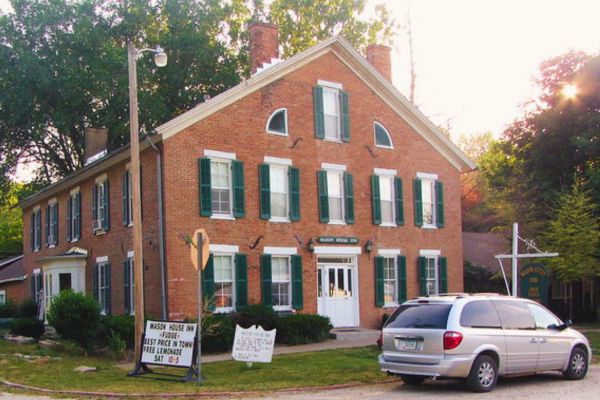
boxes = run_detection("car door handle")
[529,338,538,343]
[539,338,547,344]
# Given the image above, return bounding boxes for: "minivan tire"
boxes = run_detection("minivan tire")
[563,347,588,380]
[466,355,498,393]
[400,375,426,385]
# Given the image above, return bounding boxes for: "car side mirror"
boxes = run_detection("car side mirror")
[547,323,559,330]
[554,320,572,331]
[564,319,572,328]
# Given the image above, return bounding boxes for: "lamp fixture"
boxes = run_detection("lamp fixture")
[307,238,315,252]
[364,239,373,253]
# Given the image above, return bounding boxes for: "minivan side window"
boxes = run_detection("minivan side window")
[460,300,502,329]
[493,301,536,330]
[527,302,561,329]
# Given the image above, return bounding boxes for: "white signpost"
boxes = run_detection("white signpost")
[232,325,277,364]
[141,320,197,368]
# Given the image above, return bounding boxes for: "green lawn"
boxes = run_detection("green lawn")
[584,331,600,362]
[0,339,386,394]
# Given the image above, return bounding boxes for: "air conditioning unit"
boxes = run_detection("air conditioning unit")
[92,219,103,231]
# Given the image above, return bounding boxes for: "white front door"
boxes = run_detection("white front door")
[317,258,359,327]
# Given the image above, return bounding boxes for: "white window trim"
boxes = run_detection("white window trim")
[94,174,108,184]
[212,252,236,313]
[97,262,110,315]
[423,256,439,296]
[313,246,362,255]
[204,149,236,160]
[266,108,288,136]
[417,172,438,180]
[379,249,401,256]
[374,122,394,149]
[264,156,292,166]
[32,207,41,252]
[48,198,57,205]
[317,79,343,90]
[321,162,346,171]
[127,250,134,258]
[69,193,80,242]
[374,168,396,176]
[209,244,239,253]
[325,169,345,224]
[382,256,398,308]
[33,268,41,274]
[96,255,109,263]
[271,255,292,311]
[210,214,236,221]
[322,86,342,141]
[377,173,396,227]
[70,187,80,195]
[209,158,234,219]
[264,246,297,256]
[0,290,6,305]
[419,249,441,257]
[47,201,58,248]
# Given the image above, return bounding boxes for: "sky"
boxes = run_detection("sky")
[1,0,599,142]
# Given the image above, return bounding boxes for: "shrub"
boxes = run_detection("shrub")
[108,330,127,357]
[102,315,135,350]
[0,300,17,318]
[17,299,39,318]
[275,314,332,345]
[10,317,45,339]
[46,290,101,352]
[201,314,235,354]
[233,304,278,331]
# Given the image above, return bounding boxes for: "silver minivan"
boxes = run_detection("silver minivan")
[378,294,591,392]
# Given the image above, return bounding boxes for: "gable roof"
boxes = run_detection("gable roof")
[0,255,26,284]
[156,36,475,172]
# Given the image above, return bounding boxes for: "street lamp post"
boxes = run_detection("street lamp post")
[127,42,167,368]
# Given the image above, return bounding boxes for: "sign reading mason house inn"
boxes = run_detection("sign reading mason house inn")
[519,263,549,305]
[141,320,197,368]
[316,236,359,245]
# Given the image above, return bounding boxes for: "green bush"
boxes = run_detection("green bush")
[46,290,101,352]
[0,300,17,318]
[233,304,278,330]
[102,315,135,350]
[17,299,39,318]
[10,317,45,339]
[275,314,332,345]
[201,314,235,354]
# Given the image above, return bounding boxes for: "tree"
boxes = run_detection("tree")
[268,0,397,57]
[542,181,600,282]
[0,182,36,256]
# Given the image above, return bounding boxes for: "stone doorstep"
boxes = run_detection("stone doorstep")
[329,328,381,341]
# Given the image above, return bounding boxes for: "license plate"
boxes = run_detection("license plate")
[399,339,418,351]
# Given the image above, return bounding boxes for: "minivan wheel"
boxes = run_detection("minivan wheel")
[400,375,426,385]
[466,355,498,393]
[563,347,588,380]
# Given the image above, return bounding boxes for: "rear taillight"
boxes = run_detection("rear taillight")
[376,331,383,348]
[443,331,463,350]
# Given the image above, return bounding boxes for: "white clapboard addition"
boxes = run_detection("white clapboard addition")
[141,320,197,367]
[232,325,277,363]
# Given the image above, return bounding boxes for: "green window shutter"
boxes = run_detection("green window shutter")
[53,204,58,245]
[397,255,407,303]
[344,172,354,224]
[29,213,34,251]
[413,179,423,227]
[198,158,212,217]
[340,90,350,142]
[394,177,404,226]
[124,260,130,314]
[289,166,300,221]
[103,181,110,231]
[261,254,273,306]
[317,170,329,223]
[105,263,112,315]
[436,181,445,228]
[291,255,303,310]
[259,164,271,220]
[45,205,50,246]
[313,86,325,139]
[93,264,99,302]
[418,257,427,296]
[67,198,72,242]
[92,184,97,232]
[439,257,448,294]
[30,276,35,301]
[122,171,129,225]
[232,160,245,218]
[36,212,41,249]
[75,192,81,240]
[374,256,384,307]
[235,253,248,308]
[371,175,381,225]
[202,255,215,311]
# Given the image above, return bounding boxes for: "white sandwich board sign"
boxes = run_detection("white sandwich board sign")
[141,320,197,368]
[232,325,277,363]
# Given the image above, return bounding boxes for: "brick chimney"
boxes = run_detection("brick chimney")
[366,44,392,81]
[249,22,279,74]
[84,127,108,165]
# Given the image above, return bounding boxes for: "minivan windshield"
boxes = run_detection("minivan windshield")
[385,304,452,329]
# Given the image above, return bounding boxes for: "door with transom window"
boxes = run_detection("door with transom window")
[317,257,359,327]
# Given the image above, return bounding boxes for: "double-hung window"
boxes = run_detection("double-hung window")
[313,81,350,142]
[93,177,110,233]
[202,247,248,313]
[30,207,42,252]
[374,252,407,307]
[67,189,82,242]
[122,170,133,226]
[124,255,135,315]
[414,173,444,228]
[93,260,111,315]
[271,256,291,310]
[198,151,245,219]
[0,290,5,305]
[418,252,448,296]
[317,164,354,224]
[46,200,58,247]
[259,157,300,222]
[372,169,404,226]
[260,249,303,310]
[213,254,234,311]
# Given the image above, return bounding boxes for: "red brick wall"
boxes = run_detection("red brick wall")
[161,51,464,328]
[0,280,27,304]
[21,149,163,318]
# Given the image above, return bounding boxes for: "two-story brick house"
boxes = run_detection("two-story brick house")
[18,23,474,329]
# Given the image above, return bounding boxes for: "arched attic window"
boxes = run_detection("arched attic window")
[266,108,288,136]
[374,122,393,149]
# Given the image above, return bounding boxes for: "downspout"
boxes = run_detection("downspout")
[146,136,168,319]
